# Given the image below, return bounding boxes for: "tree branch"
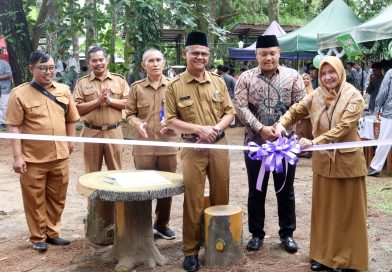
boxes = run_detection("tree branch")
[31,0,55,50]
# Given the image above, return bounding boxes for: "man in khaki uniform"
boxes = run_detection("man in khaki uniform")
[125,48,177,239]
[74,46,129,244]
[165,32,235,272]
[7,51,79,252]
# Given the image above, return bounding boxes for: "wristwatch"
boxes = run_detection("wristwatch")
[106,97,112,106]
[214,126,223,137]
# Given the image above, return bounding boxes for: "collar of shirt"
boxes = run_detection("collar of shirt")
[88,70,114,81]
[257,65,281,78]
[141,75,169,88]
[183,69,212,84]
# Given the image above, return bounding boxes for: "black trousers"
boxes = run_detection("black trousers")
[244,152,296,239]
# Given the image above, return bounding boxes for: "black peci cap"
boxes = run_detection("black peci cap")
[372,62,383,69]
[256,35,279,48]
[185,31,208,47]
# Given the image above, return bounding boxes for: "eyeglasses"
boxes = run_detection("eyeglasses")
[188,50,210,58]
[35,66,56,73]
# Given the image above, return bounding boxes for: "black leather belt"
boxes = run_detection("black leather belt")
[84,121,121,131]
[181,132,225,143]
[181,134,199,142]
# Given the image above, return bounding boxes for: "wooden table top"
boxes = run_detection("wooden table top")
[77,170,184,201]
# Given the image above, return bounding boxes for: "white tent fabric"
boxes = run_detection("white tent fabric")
[318,4,392,50]
[242,21,287,50]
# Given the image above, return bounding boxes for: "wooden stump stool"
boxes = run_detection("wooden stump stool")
[77,170,184,271]
[204,205,244,268]
[85,200,114,245]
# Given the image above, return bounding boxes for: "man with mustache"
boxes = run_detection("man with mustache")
[74,46,129,244]
[165,31,235,271]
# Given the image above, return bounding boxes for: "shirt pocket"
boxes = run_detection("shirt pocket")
[137,102,150,119]
[82,88,97,102]
[178,99,196,122]
[211,94,225,118]
[110,88,123,99]
[24,101,47,118]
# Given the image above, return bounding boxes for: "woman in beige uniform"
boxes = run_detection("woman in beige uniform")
[276,56,368,271]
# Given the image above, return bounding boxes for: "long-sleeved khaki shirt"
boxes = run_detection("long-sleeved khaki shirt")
[125,76,178,155]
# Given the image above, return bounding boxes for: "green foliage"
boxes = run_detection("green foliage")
[351,0,392,21]
[14,0,392,79]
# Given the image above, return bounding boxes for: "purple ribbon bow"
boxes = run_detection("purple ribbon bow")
[248,135,302,192]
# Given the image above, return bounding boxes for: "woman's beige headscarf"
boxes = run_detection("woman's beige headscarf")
[314,56,349,161]
[318,56,347,109]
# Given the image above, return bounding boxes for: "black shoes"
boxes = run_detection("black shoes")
[280,236,298,253]
[367,167,381,176]
[310,260,347,272]
[311,260,327,271]
[246,236,263,251]
[153,228,176,240]
[32,242,47,252]
[183,255,199,272]
[46,237,70,245]
[32,237,69,252]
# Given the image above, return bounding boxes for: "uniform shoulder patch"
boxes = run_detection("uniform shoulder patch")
[76,74,90,83]
[210,72,221,77]
[131,78,146,87]
[111,73,125,80]
[13,82,29,90]
[168,75,181,85]
[11,82,29,93]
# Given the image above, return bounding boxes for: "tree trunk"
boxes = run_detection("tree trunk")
[109,0,118,65]
[0,0,33,85]
[204,205,244,268]
[102,201,166,271]
[85,200,115,245]
[268,0,280,23]
[70,1,80,72]
[31,0,54,50]
[85,0,98,63]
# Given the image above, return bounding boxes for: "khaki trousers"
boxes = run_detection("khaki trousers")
[134,154,177,231]
[83,142,123,172]
[20,159,69,243]
[181,139,230,256]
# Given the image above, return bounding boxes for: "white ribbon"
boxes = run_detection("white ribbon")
[1,132,391,152]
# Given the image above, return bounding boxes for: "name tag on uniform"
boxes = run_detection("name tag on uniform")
[179,95,190,100]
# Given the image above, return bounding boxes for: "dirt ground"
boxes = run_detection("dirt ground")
[0,126,392,272]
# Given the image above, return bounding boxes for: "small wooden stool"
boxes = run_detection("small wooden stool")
[204,205,244,268]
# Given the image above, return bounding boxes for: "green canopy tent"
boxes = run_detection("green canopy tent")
[318,4,392,50]
[278,0,361,53]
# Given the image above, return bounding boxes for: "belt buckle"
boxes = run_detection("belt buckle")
[101,125,108,131]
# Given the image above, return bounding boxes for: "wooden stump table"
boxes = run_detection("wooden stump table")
[77,170,184,272]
